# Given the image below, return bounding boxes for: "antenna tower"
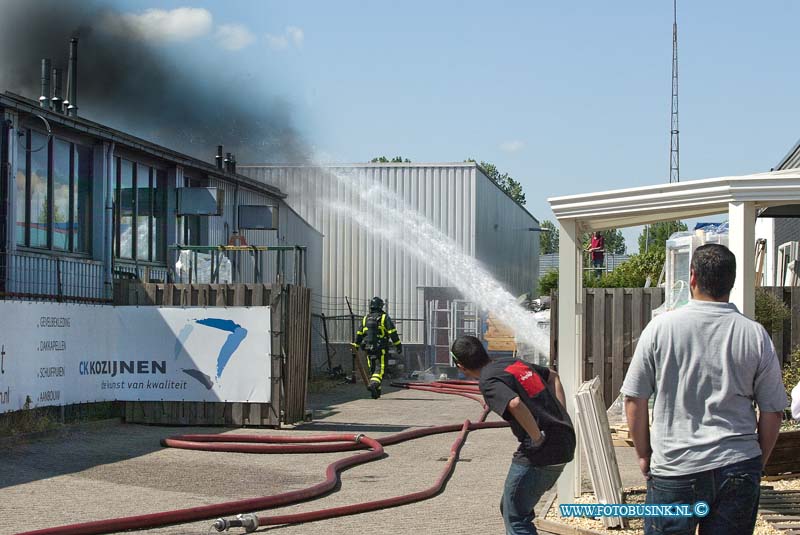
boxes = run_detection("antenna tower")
[669,0,680,183]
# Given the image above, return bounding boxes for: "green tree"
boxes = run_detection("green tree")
[638,220,688,254]
[465,158,526,206]
[371,156,411,163]
[597,249,665,288]
[540,249,666,292]
[539,220,559,254]
[537,269,559,296]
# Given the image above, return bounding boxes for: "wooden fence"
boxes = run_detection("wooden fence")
[550,287,799,408]
[115,281,312,426]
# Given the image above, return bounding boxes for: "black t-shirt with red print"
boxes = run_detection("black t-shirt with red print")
[479,357,576,466]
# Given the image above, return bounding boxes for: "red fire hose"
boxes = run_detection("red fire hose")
[18,381,506,535]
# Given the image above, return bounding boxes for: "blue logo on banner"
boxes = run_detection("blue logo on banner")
[177,318,249,389]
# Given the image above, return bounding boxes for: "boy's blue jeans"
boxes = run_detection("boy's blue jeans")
[645,455,762,535]
[501,461,565,535]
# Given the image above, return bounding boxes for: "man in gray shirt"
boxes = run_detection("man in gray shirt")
[621,243,786,535]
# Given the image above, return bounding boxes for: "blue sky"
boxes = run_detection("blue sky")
[112,0,800,252]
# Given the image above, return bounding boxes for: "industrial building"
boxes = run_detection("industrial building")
[755,139,800,286]
[0,50,322,304]
[239,163,540,368]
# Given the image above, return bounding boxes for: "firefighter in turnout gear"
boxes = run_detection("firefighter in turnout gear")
[352,296,402,399]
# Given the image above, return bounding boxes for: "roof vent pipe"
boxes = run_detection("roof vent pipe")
[216,145,224,169]
[39,59,51,110]
[224,152,232,172]
[51,68,63,113]
[65,38,78,117]
[231,154,236,174]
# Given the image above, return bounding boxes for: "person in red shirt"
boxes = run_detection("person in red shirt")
[587,231,605,276]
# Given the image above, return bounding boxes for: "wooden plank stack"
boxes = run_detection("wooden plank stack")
[765,430,800,477]
[608,424,635,448]
[759,488,800,533]
[484,314,517,353]
[574,377,626,529]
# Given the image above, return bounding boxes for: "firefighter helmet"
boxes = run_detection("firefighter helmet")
[369,296,384,311]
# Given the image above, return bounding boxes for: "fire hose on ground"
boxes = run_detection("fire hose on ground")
[18,380,507,535]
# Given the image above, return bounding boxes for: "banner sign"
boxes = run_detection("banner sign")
[0,302,271,413]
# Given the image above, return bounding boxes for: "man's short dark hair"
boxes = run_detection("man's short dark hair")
[691,243,736,299]
[451,335,490,370]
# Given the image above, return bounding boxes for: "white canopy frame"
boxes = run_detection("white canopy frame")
[548,168,800,500]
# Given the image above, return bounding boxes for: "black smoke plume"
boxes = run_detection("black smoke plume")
[0,0,309,164]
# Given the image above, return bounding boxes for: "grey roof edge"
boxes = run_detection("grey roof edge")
[1,91,285,199]
[239,161,539,223]
[472,164,539,224]
[238,161,482,168]
[774,137,800,171]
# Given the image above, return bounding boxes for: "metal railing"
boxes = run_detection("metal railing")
[168,245,307,286]
[1,251,109,302]
[539,252,630,275]
[113,263,170,284]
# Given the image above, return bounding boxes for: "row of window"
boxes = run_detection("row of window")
[15,130,92,252]
[113,158,168,262]
[15,131,204,263]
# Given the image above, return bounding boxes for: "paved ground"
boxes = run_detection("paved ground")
[0,382,644,535]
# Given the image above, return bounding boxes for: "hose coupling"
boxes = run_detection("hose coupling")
[354,433,366,443]
[237,513,259,533]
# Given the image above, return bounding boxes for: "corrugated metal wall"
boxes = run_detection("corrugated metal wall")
[474,171,539,298]
[239,163,539,345]
[207,179,323,302]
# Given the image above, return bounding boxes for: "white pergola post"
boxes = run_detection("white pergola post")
[556,219,584,501]
[728,201,756,318]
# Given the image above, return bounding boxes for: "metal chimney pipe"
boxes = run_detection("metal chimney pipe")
[39,59,52,110]
[224,152,232,172]
[216,145,224,169]
[231,154,236,174]
[65,38,78,117]
[51,68,63,113]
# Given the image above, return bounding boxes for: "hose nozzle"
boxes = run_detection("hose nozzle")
[212,517,240,532]
[212,514,258,532]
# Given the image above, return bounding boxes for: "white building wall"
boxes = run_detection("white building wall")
[755,217,775,286]
[240,164,479,344]
[240,163,539,345]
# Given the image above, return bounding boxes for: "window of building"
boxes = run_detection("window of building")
[179,176,203,246]
[29,131,49,248]
[52,139,71,250]
[15,131,28,245]
[74,145,93,252]
[14,129,92,253]
[113,157,167,262]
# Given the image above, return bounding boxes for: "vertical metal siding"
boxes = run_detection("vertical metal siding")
[474,168,540,298]
[240,163,538,345]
